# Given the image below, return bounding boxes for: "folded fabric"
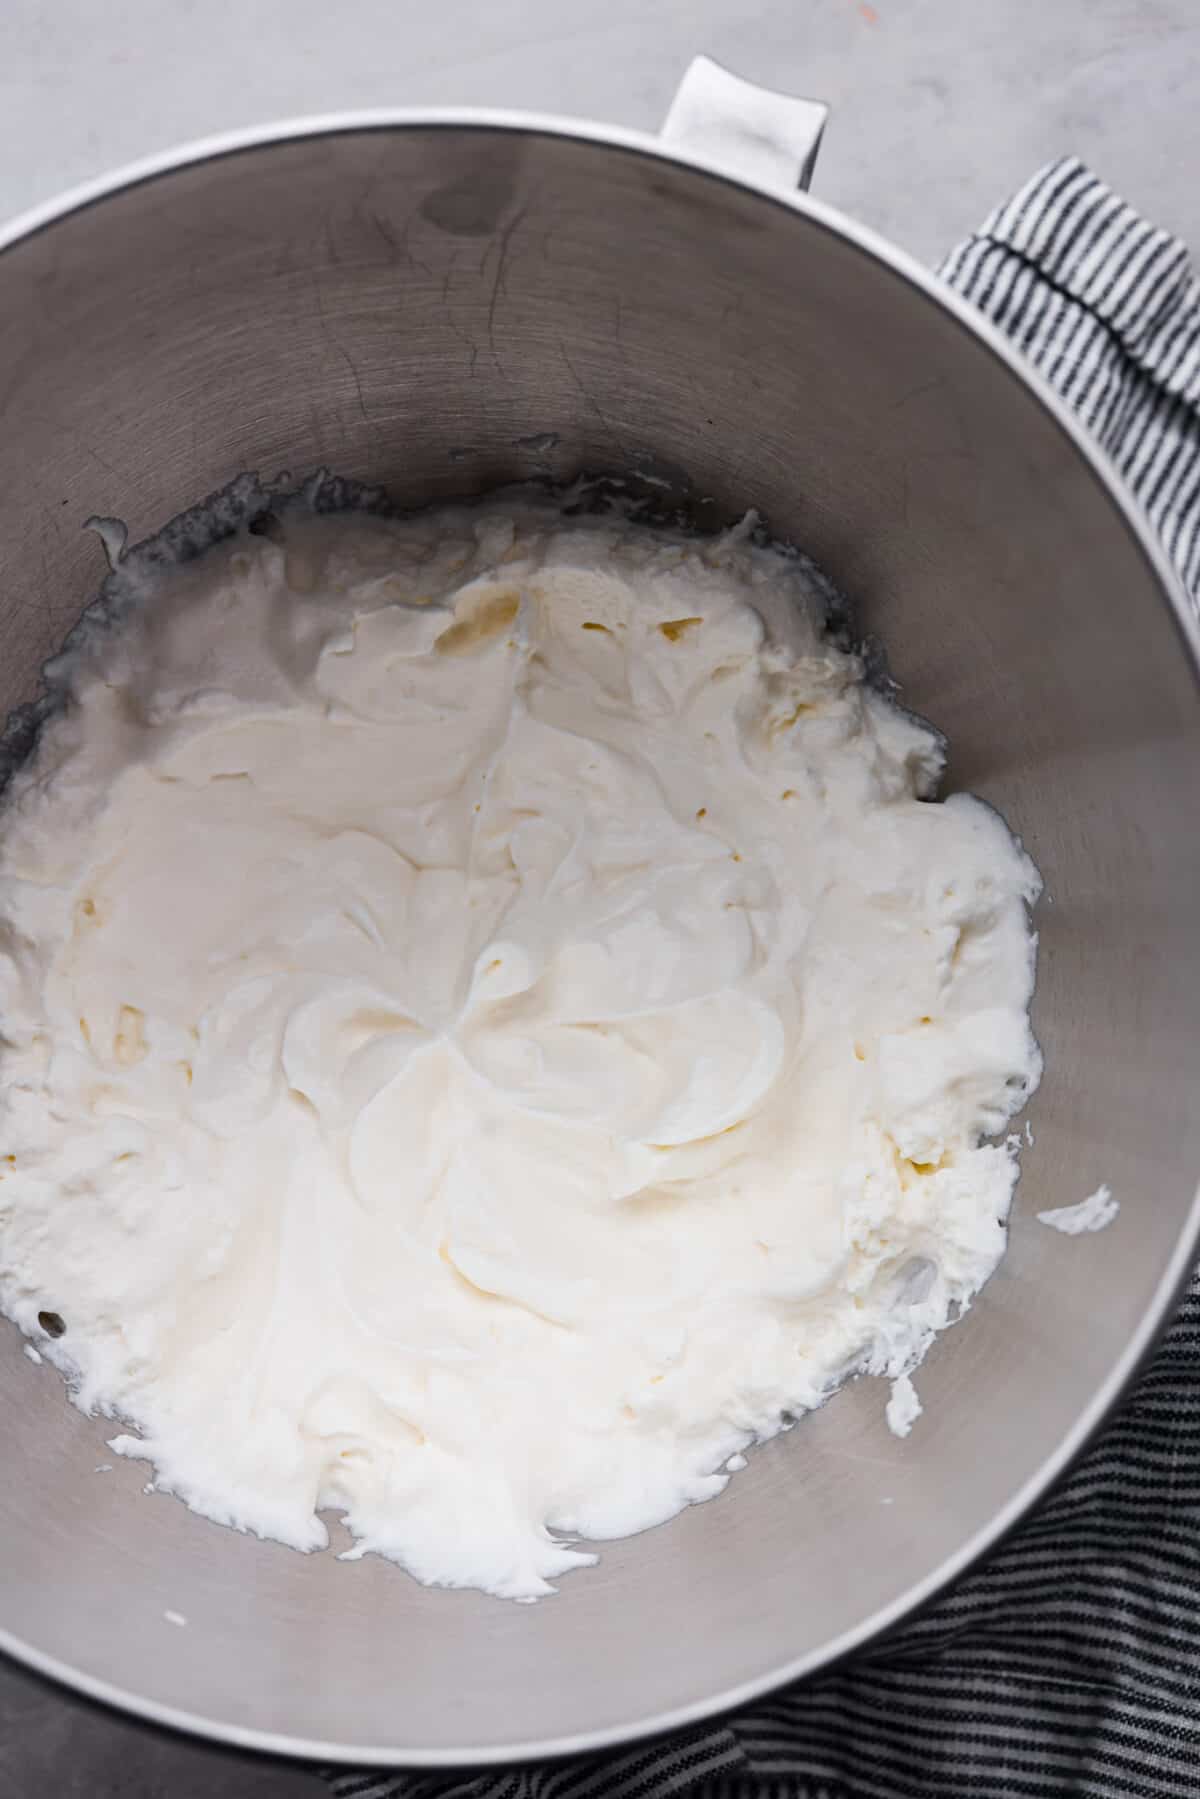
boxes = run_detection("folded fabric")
[942,156,1200,599]
[322,157,1200,1799]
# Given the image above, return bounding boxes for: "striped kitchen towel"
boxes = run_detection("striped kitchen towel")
[321,158,1200,1799]
[942,157,1200,596]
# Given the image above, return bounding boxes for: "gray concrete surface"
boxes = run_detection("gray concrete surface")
[0,0,1197,1794]
[0,1656,318,1797]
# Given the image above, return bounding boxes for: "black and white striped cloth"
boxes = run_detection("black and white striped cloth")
[943,157,1200,596]
[321,159,1200,1799]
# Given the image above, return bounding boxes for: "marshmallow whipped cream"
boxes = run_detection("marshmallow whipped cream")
[0,499,1041,1600]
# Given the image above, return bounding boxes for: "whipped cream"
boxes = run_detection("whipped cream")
[885,1373,923,1439]
[0,501,1041,1600]
[1038,1185,1117,1235]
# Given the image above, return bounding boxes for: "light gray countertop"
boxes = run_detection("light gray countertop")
[2,0,1198,267]
[1,1,1197,1793]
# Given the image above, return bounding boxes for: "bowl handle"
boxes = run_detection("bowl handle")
[660,55,828,192]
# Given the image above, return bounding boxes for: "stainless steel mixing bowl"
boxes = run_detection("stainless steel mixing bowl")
[1,57,1198,1768]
